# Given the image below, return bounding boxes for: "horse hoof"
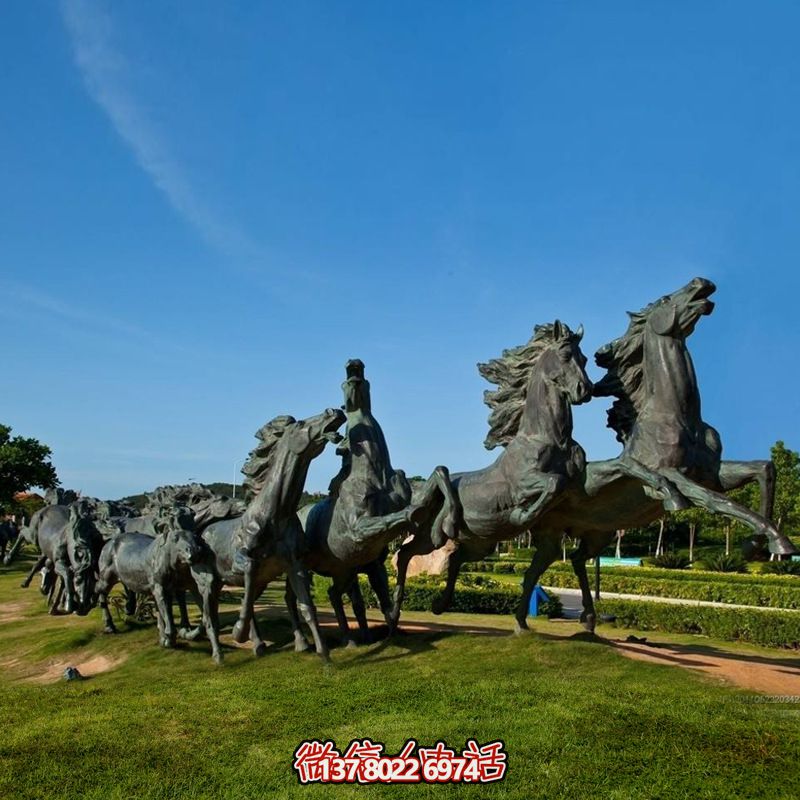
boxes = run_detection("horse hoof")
[345,639,358,650]
[582,614,597,634]
[212,652,224,665]
[232,620,249,644]
[294,638,311,653]
[431,598,447,615]
[513,620,530,635]
[179,626,204,642]
[253,642,268,658]
[161,636,176,649]
[103,626,117,635]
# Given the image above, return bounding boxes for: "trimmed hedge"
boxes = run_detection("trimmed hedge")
[538,569,800,610]
[312,574,528,615]
[467,559,800,588]
[598,599,800,649]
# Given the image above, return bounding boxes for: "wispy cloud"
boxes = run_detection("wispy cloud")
[0,278,200,359]
[60,0,263,263]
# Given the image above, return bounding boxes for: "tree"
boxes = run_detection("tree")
[769,441,800,532]
[0,425,58,509]
[670,506,713,563]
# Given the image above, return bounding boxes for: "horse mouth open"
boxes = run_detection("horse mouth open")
[689,278,716,317]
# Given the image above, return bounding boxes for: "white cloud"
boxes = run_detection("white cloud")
[60,0,262,262]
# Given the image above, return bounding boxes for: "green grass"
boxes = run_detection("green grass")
[1,555,800,799]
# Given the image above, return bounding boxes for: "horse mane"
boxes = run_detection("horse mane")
[593,310,649,443]
[241,415,297,500]
[479,323,571,450]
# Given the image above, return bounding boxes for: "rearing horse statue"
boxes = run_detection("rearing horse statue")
[509,278,797,633]
[292,359,456,646]
[391,320,593,624]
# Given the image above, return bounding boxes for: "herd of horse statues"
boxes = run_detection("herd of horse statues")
[2,278,796,664]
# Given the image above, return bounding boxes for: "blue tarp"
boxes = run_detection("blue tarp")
[528,585,552,616]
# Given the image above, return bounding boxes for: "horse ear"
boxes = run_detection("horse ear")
[575,323,584,342]
[649,304,677,335]
[553,319,565,340]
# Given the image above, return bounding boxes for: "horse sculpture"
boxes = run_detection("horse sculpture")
[394,278,796,635]
[18,500,105,614]
[390,320,594,625]
[201,407,345,660]
[290,359,455,647]
[96,507,224,663]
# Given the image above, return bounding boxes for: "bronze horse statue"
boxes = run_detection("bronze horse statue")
[201,408,345,660]
[291,359,455,647]
[96,507,224,663]
[390,319,594,625]
[17,500,109,615]
[394,278,796,634]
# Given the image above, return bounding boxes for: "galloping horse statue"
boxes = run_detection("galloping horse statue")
[201,408,345,661]
[289,360,456,646]
[390,320,593,625]
[18,499,105,615]
[512,278,797,632]
[96,506,224,663]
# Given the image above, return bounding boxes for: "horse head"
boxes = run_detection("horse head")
[594,277,717,443]
[637,277,716,342]
[534,320,593,406]
[154,510,202,573]
[480,321,592,449]
[67,499,98,616]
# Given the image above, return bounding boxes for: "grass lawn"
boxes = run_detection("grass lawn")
[1,554,799,799]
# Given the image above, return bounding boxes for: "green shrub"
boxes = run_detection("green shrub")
[597,598,800,649]
[652,553,690,569]
[544,560,800,587]
[540,568,800,609]
[312,573,524,615]
[762,560,800,576]
[703,553,748,573]
[537,594,563,619]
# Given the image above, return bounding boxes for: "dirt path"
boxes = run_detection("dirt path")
[331,609,800,696]
[607,637,800,695]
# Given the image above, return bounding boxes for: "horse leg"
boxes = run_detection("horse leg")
[570,534,612,633]
[54,559,75,614]
[287,561,330,663]
[285,580,311,653]
[328,579,356,648]
[4,534,25,565]
[589,458,689,511]
[153,584,176,648]
[411,465,460,546]
[176,589,193,637]
[391,528,437,627]
[40,560,55,595]
[663,468,797,555]
[21,555,46,589]
[365,560,394,634]
[192,569,222,664]
[124,587,137,616]
[347,578,371,644]
[49,577,64,615]
[249,600,269,658]
[96,572,118,634]
[718,460,776,520]
[232,562,257,645]
[431,545,467,615]
[515,534,560,634]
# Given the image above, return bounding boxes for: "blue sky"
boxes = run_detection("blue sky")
[2,1,799,499]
